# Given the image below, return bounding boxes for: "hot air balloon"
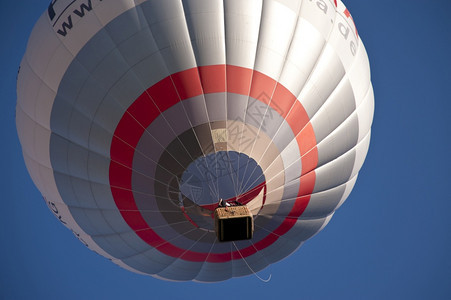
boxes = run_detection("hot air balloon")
[16,0,374,282]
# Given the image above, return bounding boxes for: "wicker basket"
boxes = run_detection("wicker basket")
[214,206,254,242]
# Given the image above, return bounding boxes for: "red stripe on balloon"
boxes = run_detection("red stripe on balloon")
[298,122,319,175]
[284,101,310,136]
[127,93,160,129]
[110,136,135,168]
[181,249,215,262]
[301,147,319,176]
[122,211,151,231]
[110,65,318,263]
[110,187,135,210]
[249,71,277,102]
[109,161,132,189]
[148,76,180,112]
[113,113,145,148]
[272,84,297,118]
[226,65,252,95]
[199,65,226,94]
[172,68,203,99]
[298,171,316,197]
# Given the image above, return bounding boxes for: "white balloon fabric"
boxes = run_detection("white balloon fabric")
[16,0,374,282]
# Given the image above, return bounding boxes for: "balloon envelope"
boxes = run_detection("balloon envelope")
[16,0,374,281]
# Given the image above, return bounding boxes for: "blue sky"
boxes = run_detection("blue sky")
[1,0,450,299]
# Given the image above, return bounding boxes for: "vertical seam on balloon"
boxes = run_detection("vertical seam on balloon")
[221,0,241,199]
[234,0,264,195]
[178,0,223,201]
[238,73,277,193]
[218,2,241,268]
[240,2,303,193]
[179,1,223,190]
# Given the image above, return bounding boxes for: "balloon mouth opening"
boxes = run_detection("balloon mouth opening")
[178,151,265,230]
